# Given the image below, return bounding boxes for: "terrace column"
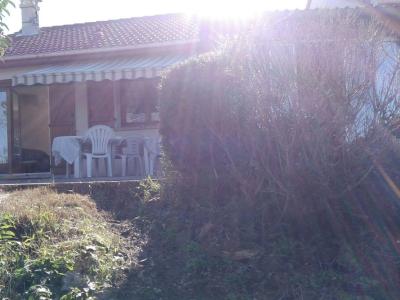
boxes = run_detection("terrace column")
[75,82,89,136]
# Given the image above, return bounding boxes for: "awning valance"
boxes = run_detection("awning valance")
[12,54,189,86]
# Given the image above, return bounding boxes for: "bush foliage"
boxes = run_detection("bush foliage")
[159,12,400,298]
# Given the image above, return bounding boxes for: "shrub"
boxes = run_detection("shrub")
[160,52,251,179]
[160,11,400,223]
[159,11,400,297]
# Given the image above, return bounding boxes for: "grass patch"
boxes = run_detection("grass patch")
[1,179,398,299]
[0,188,130,300]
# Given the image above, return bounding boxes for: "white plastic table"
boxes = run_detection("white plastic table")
[52,136,85,178]
[52,136,125,178]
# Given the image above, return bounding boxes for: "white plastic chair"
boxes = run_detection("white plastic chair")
[83,125,115,178]
[116,137,145,177]
[144,136,162,177]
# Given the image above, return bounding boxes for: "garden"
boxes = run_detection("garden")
[1,9,400,299]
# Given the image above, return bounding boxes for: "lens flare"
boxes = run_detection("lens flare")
[181,0,303,20]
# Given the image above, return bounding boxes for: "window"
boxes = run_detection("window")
[345,40,400,138]
[375,40,400,131]
[87,81,115,127]
[119,79,159,128]
[375,41,400,97]
[86,79,159,129]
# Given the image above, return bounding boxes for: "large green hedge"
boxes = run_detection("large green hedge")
[158,14,400,298]
[160,52,255,183]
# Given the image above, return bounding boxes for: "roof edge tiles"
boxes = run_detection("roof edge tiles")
[2,40,199,61]
[5,13,200,58]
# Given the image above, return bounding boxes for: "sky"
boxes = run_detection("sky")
[5,0,307,34]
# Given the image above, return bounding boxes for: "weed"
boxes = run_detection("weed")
[0,188,129,299]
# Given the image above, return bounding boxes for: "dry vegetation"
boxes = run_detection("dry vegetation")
[1,9,400,300]
[156,10,400,299]
[0,188,133,300]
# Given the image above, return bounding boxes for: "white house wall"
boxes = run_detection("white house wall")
[310,0,400,8]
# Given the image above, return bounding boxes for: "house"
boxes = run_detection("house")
[309,0,400,8]
[0,0,205,180]
[0,0,398,182]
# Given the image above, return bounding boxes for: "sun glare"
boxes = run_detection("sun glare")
[185,3,260,20]
[181,0,303,20]
[5,0,305,33]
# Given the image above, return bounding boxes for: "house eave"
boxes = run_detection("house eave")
[0,40,199,68]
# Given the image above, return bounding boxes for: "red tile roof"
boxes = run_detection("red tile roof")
[5,14,199,57]
[8,5,398,59]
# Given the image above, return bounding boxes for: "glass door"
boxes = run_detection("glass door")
[11,86,51,175]
[0,90,9,174]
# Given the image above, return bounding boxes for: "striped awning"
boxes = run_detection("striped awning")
[12,54,189,86]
